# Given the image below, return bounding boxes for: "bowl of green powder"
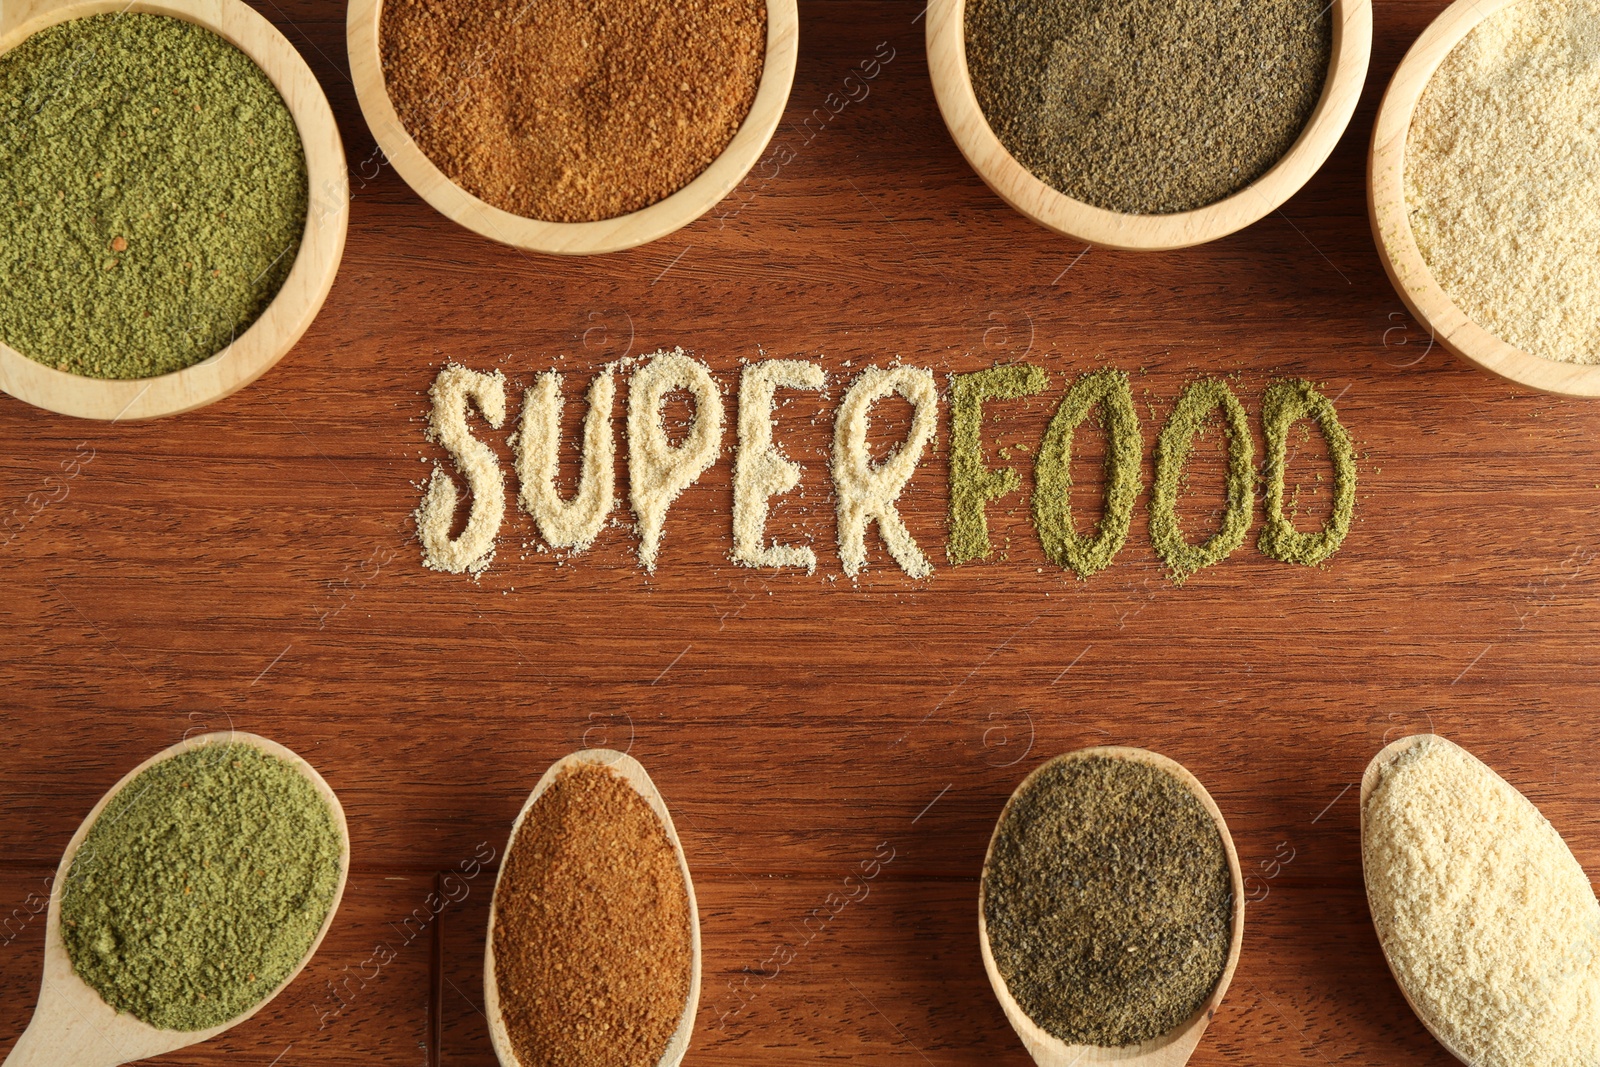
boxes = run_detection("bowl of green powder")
[7,732,348,1063]
[926,0,1372,250]
[1371,0,1600,394]
[979,748,1245,1065]
[0,0,348,419]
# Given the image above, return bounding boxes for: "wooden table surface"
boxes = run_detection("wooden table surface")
[3,1,1597,1064]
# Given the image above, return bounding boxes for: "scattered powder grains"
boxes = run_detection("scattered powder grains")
[59,743,342,1031]
[1257,379,1355,566]
[965,0,1331,214]
[1364,737,1600,1067]
[1148,379,1254,584]
[493,762,693,1067]
[0,13,307,378]
[1032,368,1141,579]
[381,0,766,223]
[948,364,1049,566]
[1406,0,1600,364]
[984,755,1233,1046]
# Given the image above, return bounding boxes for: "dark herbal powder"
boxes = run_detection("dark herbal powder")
[984,755,1233,1047]
[0,13,308,379]
[1033,368,1142,579]
[493,762,692,1067]
[1148,378,1254,584]
[948,363,1050,565]
[381,0,766,224]
[59,742,341,1031]
[1257,378,1356,566]
[965,0,1333,214]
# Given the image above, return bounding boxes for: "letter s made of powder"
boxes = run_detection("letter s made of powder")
[832,366,939,579]
[415,365,507,576]
[627,349,724,572]
[513,368,615,551]
[733,359,825,572]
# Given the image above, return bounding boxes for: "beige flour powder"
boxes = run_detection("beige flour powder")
[1364,736,1600,1067]
[416,364,506,575]
[628,349,724,572]
[732,360,825,573]
[1406,0,1600,364]
[832,366,939,579]
[514,369,616,551]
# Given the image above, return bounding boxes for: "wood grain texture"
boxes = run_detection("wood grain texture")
[0,1,1597,1065]
[0,0,348,420]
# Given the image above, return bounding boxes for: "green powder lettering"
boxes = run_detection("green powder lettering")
[59,742,342,1030]
[1149,379,1254,584]
[0,14,308,379]
[1258,378,1356,566]
[948,364,1049,565]
[983,755,1233,1046]
[1032,368,1141,579]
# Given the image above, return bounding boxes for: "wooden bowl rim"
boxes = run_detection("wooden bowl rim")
[925,0,1372,251]
[977,745,1246,1065]
[482,749,702,1067]
[0,0,349,421]
[346,0,798,256]
[31,730,350,1058]
[1367,0,1600,396]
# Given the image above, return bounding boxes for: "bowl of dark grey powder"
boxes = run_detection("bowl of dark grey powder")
[0,0,348,420]
[927,0,1372,250]
[1370,0,1600,395]
[350,0,798,255]
[979,747,1245,1065]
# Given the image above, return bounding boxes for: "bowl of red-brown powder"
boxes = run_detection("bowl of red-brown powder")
[484,750,700,1067]
[349,0,796,255]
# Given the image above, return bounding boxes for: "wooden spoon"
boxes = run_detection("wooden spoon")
[1358,733,1474,1065]
[978,746,1246,1067]
[2,731,350,1067]
[483,749,701,1067]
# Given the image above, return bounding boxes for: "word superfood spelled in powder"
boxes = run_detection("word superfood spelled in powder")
[59,742,341,1031]
[381,0,766,223]
[493,761,693,1067]
[0,13,308,379]
[966,0,1331,214]
[1364,737,1600,1067]
[984,755,1234,1046]
[1405,0,1600,364]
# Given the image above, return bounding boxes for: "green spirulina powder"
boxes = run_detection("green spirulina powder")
[948,363,1050,565]
[965,0,1332,214]
[0,13,308,379]
[1257,378,1356,566]
[59,742,341,1031]
[1032,368,1142,579]
[984,755,1233,1047]
[1148,378,1254,585]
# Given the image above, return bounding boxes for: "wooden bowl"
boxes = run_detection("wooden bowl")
[5,731,350,1067]
[926,0,1372,251]
[0,0,348,421]
[978,747,1246,1067]
[347,0,798,255]
[1368,0,1600,395]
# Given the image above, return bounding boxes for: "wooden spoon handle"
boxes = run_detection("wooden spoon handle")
[2,994,131,1067]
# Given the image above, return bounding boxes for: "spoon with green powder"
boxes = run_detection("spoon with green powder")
[3,731,349,1067]
[484,748,701,1067]
[979,746,1246,1067]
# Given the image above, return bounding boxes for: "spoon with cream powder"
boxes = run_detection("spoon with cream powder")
[3,731,349,1067]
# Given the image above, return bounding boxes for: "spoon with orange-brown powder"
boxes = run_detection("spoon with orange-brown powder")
[483,749,700,1067]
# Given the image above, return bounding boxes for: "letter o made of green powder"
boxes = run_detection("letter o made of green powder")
[1149,379,1254,584]
[1257,379,1356,566]
[1032,369,1142,579]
